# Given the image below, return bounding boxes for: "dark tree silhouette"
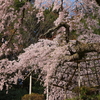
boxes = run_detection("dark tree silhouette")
[96,0,100,6]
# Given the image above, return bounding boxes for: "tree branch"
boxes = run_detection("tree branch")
[39,22,70,42]
[62,41,100,62]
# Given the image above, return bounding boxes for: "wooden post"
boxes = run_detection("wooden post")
[29,74,32,94]
[64,84,67,99]
[78,63,81,98]
[46,82,49,100]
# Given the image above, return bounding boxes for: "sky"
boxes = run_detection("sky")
[70,0,75,2]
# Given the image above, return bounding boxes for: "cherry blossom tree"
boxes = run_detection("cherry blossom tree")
[0,0,100,100]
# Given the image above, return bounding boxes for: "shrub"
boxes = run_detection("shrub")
[72,86,100,100]
[21,93,45,100]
